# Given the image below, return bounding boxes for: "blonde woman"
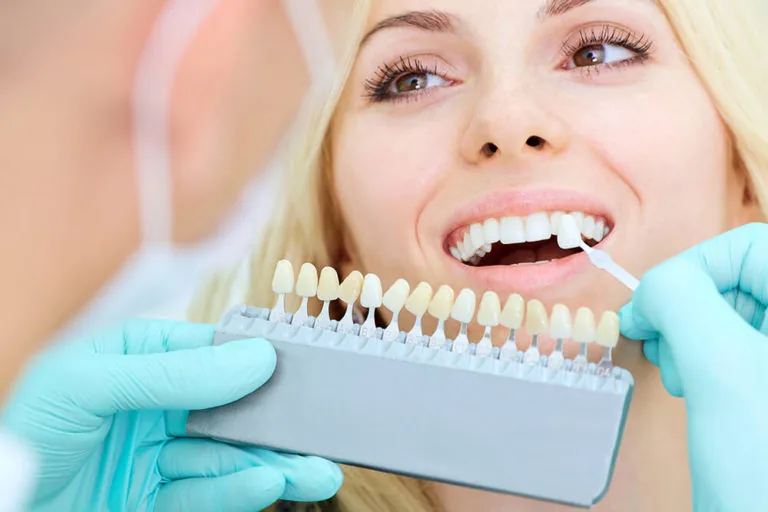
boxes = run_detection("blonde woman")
[192,0,768,510]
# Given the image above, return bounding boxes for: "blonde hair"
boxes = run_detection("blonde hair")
[189,1,768,510]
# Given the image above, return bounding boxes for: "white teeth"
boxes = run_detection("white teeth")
[525,212,551,242]
[557,214,582,250]
[549,304,572,339]
[573,307,596,343]
[338,271,364,305]
[272,260,295,294]
[500,217,526,244]
[483,218,501,244]
[448,210,611,263]
[500,293,525,330]
[405,282,433,317]
[596,311,620,348]
[450,288,476,324]
[360,274,383,309]
[317,267,339,301]
[383,279,410,313]
[295,263,319,298]
[428,285,455,321]
[525,300,548,336]
[477,291,501,327]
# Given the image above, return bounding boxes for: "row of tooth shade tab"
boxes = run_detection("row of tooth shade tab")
[270,260,621,376]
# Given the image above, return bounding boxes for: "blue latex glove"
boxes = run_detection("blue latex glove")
[619,222,768,511]
[1,320,342,511]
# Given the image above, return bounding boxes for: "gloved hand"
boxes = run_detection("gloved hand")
[619,222,768,511]
[1,320,342,512]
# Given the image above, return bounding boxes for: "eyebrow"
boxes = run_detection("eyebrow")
[538,0,597,19]
[361,10,458,45]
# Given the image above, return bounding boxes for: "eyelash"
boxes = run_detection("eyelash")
[364,25,654,104]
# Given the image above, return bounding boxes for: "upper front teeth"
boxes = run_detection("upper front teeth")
[450,211,610,263]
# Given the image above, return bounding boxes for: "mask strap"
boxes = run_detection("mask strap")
[132,0,221,246]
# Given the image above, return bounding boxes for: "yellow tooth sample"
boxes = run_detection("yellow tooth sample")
[500,294,525,330]
[291,263,319,326]
[360,274,383,309]
[338,271,364,305]
[596,311,620,348]
[525,300,548,336]
[549,304,572,340]
[337,270,364,333]
[477,292,501,327]
[405,282,434,317]
[269,259,295,322]
[315,267,339,329]
[317,267,340,302]
[428,285,455,349]
[573,307,596,343]
[405,282,433,344]
[271,259,295,294]
[450,289,477,324]
[428,285,455,321]
[450,289,476,353]
[295,263,318,297]
[382,279,411,341]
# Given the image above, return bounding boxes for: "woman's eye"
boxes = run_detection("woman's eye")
[566,43,636,69]
[389,72,449,94]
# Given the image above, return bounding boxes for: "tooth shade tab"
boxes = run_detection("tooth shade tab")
[295,263,319,297]
[406,282,433,317]
[451,288,477,324]
[557,214,582,250]
[338,271,364,304]
[549,304,572,339]
[360,273,383,308]
[477,291,501,327]
[317,267,340,301]
[500,294,525,329]
[383,279,410,312]
[429,285,455,321]
[272,260,295,294]
[596,311,620,348]
[525,300,548,336]
[573,307,596,343]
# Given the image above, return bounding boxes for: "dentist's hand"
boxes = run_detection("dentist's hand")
[619,222,768,511]
[1,320,342,512]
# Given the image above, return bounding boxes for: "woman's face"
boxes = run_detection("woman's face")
[330,0,755,353]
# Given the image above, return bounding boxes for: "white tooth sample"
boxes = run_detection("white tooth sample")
[483,218,501,244]
[382,278,410,341]
[450,288,476,354]
[476,292,501,357]
[571,307,596,373]
[499,293,525,360]
[337,270,364,333]
[523,299,548,365]
[582,215,596,239]
[359,274,383,337]
[450,246,462,261]
[550,211,564,235]
[547,304,572,370]
[269,259,294,322]
[470,223,485,251]
[569,211,584,231]
[428,285,455,349]
[291,263,319,326]
[500,217,526,244]
[594,218,606,242]
[525,212,552,242]
[557,214,583,250]
[405,282,433,344]
[315,266,339,329]
[596,311,620,376]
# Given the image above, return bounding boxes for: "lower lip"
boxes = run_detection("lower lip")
[448,246,595,293]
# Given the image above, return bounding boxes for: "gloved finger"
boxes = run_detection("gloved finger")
[642,339,660,367]
[153,466,285,512]
[158,439,343,503]
[97,320,216,355]
[658,338,684,398]
[618,303,656,341]
[85,338,276,415]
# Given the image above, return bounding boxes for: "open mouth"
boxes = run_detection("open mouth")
[445,211,612,267]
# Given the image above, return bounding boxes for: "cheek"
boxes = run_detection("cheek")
[332,110,456,265]
[565,74,732,258]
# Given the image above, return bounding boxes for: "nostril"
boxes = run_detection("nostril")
[481,142,498,158]
[526,136,545,148]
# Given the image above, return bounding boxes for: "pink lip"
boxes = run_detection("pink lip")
[443,188,614,244]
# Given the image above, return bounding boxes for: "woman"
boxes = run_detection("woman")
[192,0,767,510]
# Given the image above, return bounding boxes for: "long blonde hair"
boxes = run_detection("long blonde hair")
[189,1,768,510]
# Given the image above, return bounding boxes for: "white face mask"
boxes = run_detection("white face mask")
[55,0,335,341]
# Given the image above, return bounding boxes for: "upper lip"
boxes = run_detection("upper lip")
[443,187,614,244]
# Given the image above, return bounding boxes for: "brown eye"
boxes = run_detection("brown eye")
[573,44,606,67]
[394,72,428,93]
